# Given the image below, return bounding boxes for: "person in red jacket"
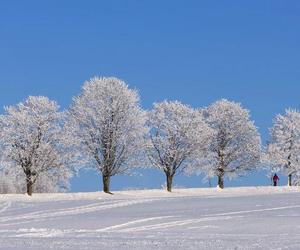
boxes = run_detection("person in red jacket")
[273,174,279,186]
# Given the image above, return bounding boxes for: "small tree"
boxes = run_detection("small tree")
[0,164,68,194]
[204,99,261,189]
[0,96,72,196]
[65,77,146,194]
[146,101,212,192]
[266,109,300,186]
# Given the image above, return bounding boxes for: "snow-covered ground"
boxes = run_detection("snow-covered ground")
[1,187,300,250]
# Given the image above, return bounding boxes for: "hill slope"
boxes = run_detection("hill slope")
[1,187,300,250]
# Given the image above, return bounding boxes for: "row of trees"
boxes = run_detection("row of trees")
[0,77,299,195]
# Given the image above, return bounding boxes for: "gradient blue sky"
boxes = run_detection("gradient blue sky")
[1,1,300,191]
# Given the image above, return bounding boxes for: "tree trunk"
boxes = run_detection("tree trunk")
[288,174,292,186]
[218,175,224,189]
[26,181,33,196]
[102,175,112,194]
[166,174,173,192]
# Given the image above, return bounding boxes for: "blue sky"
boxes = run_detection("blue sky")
[1,1,300,191]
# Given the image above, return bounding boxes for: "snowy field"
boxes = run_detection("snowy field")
[1,187,300,250]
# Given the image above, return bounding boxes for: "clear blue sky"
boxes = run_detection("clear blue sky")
[1,1,300,191]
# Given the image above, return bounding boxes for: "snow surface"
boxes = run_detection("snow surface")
[1,187,300,250]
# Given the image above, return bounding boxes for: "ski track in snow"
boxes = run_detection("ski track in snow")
[0,216,243,237]
[115,204,300,233]
[0,198,161,226]
[2,203,300,236]
[95,216,176,232]
[117,216,236,233]
[0,201,11,214]
[206,204,300,217]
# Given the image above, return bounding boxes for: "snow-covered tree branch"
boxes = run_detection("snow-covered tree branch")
[265,109,300,186]
[146,101,212,192]
[0,96,73,196]
[203,99,261,189]
[65,77,146,194]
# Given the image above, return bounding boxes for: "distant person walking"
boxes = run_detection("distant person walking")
[273,174,279,186]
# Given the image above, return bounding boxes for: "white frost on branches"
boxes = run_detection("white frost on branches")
[202,99,261,188]
[65,77,146,193]
[265,109,300,186]
[145,100,213,192]
[0,96,73,195]
[0,166,69,194]
[0,167,22,194]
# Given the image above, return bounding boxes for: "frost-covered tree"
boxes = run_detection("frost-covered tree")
[65,77,146,194]
[146,101,212,192]
[0,164,69,194]
[0,96,73,196]
[266,109,300,186]
[0,169,20,194]
[203,99,261,189]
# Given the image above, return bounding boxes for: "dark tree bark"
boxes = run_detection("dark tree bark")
[217,148,225,189]
[218,175,224,189]
[217,167,225,189]
[102,175,112,194]
[26,180,33,196]
[288,174,292,186]
[25,169,35,196]
[166,173,173,192]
